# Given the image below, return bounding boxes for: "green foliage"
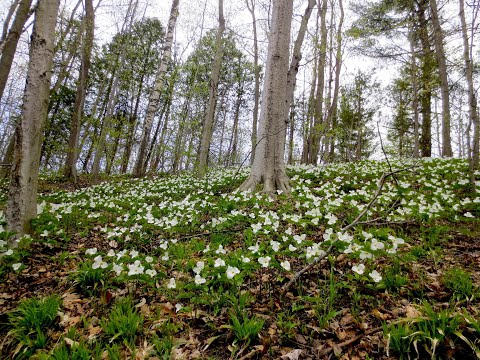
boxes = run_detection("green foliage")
[227,312,264,343]
[335,71,378,162]
[382,261,408,293]
[6,295,62,358]
[47,341,91,360]
[442,268,474,301]
[74,261,108,295]
[100,297,144,344]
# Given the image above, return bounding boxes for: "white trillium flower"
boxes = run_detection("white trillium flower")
[112,264,123,275]
[85,248,97,255]
[241,256,251,263]
[193,261,205,274]
[226,266,240,279]
[369,270,382,283]
[288,244,297,252]
[214,258,226,267]
[161,252,169,261]
[248,243,260,253]
[370,238,385,251]
[464,212,474,218]
[195,274,206,285]
[5,249,13,256]
[167,278,176,289]
[146,269,157,277]
[352,264,365,275]
[12,263,22,271]
[258,256,271,268]
[280,260,291,271]
[145,256,153,263]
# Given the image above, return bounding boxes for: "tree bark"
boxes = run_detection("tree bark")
[197,0,225,177]
[429,0,452,157]
[7,0,59,239]
[246,0,260,165]
[239,0,293,194]
[327,0,344,162]
[307,0,328,164]
[133,0,179,176]
[459,0,479,179]
[92,0,138,177]
[417,0,433,158]
[64,0,95,182]
[0,0,32,102]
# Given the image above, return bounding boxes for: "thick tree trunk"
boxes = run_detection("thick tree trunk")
[0,0,32,102]
[246,0,260,165]
[239,0,293,194]
[197,0,225,177]
[7,0,59,239]
[64,0,95,182]
[429,0,452,157]
[459,0,479,180]
[133,0,179,176]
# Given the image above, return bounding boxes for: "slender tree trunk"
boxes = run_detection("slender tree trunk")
[1,0,21,45]
[239,0,293,194]
[92,0,138,177]
[459,0,479,182]
[308,0,328,164]
[288,103,295,164]
[64,0,94,182]
[327,0,344,162]
[408,21,420,158]
[246,0,260,165]
[429,0,452,157]
[133,0,179,176]
[197,0,225,177]
[7,0,59,239]
[0,0,32,102]
[417,0,433,157]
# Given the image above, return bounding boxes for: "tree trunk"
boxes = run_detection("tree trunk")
[327,0,344,162]
[239,0,293,194]
[429,0,452,157]
[7,0,59,239]
[197,0,225,177]
[408,21,420,158]
[417,0,433,158]
[92,0,138,177]
[64,0,94,182]
[246,0,260,165]
[0,0,32,102]
[307,0,328,164]
[459,0,479,182]
[133,0,179,176]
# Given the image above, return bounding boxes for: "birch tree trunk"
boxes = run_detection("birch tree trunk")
[133,0,179,176]
[239,0,293,194]
[0,0,32,102]
[64,0,95,182]
[197,0,225,177]
[7,0,59,240]
[429,0,452,157]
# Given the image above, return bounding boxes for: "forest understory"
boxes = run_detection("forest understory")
[0,158,479,359]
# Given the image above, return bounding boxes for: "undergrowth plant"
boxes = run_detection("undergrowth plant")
[100,297,144,345]
[4,295,62,359]
[442,268,474,301]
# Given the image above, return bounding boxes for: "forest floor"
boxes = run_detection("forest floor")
[0,158,479,360]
